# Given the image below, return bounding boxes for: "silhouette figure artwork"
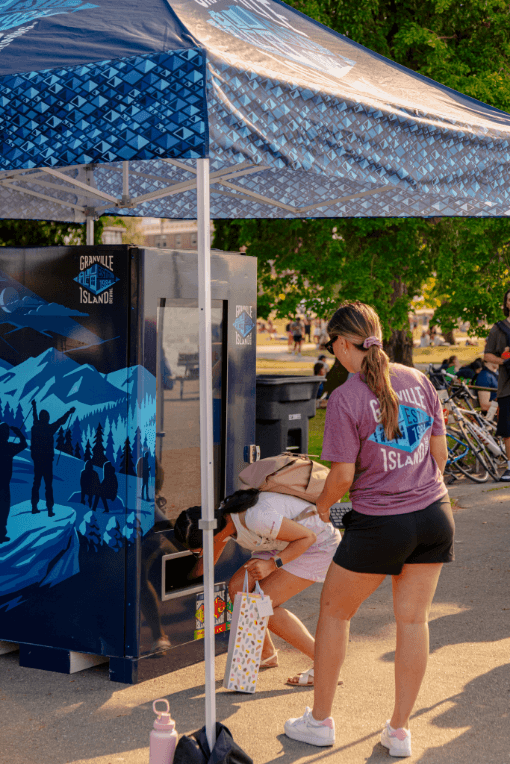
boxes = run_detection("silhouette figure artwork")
[31,400,75,517]
[0,423,27,543]
[137,448,151,501]
[92,461,118,513]
[80,460,100,507]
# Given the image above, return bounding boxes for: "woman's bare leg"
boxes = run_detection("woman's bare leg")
[390,563,443,729]
[312,563,385,721]
[228,566,314,662]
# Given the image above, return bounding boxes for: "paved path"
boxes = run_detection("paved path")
[1,479,509,763]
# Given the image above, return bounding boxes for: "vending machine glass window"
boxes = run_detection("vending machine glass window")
[156,298,226,523]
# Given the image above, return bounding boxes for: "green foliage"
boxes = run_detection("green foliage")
[0,218,105,247]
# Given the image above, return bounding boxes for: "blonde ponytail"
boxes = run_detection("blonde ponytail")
[327,301,401,440]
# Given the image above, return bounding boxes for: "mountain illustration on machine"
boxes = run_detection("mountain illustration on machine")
[0,348,125,418]
[105,365,156,398]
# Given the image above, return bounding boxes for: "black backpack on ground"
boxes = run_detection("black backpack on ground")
[174,722,253,764]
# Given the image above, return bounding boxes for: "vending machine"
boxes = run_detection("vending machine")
[0,245,257,683]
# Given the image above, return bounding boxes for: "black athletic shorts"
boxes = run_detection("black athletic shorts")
[496,395,510,438]
[293,334,302,342]
[332,496,455,576]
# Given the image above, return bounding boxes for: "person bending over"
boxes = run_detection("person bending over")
[174,488,341,687]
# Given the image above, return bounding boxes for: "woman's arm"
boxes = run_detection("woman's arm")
[188,524,232,579]
[429,434,448,474]
[315,462,355,522]
[244,516,316,581]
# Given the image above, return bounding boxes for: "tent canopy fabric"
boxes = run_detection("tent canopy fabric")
[1,0,510,220]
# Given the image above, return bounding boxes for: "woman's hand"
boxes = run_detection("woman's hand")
[244,558,276,581]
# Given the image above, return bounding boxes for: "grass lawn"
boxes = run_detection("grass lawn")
[308,408,328,466]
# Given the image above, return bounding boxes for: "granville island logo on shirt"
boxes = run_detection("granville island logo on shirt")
[368,405,433,453]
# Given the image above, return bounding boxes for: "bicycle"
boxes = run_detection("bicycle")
[441,379,503,481]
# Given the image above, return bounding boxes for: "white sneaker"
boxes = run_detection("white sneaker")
[284,706,335,747]
[381,720,412,757]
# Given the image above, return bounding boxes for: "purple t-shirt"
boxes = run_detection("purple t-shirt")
[321,364,447,515]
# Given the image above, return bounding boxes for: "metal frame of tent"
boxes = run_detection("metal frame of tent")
[0,160,397,242]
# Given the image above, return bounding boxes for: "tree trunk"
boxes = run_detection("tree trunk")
[384,329,414,366]
[443,329,456,345]
[383,278,415,367]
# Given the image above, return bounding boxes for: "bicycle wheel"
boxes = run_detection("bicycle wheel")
[458,422,500,481]
[446,429,489,483]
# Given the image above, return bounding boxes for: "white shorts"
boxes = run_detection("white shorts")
[252,524,341,583]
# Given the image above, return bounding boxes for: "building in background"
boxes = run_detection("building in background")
[140,219,214,249]
[101,226,125,245]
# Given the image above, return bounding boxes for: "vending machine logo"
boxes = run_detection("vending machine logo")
[75,254,119,304]
[233,304,255,345]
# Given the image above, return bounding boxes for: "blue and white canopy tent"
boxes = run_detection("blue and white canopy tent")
[2,0,510,748]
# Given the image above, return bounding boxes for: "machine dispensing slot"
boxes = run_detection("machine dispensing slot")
[161,551,205,601]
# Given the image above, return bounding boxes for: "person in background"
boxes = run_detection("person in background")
[266,318,277,340]
[284,301,452,757]
[313,361,328,398]
[476,360,498,413]
[291,317,305,356]
[456,358,483,383]
[441,355,459,372]
[420,329,431,347]
[304,315,312,343]
[484,286,510,481]
[313,319,322,348]
[286,319,294,353]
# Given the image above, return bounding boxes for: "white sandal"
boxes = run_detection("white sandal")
[285,667,343,687]
[285,667,315,686]
[259,650,279,669]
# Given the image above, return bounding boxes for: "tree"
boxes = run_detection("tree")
[83,438,92,463]
[105,423,116,467]
[78,511,102,551]
[119,437,136,476]
[0,218,105,247]
[64,428,74,456]
[91,422,107,468]
[56,427,65,452]
[74,441,82,460]
[103,516,124,551]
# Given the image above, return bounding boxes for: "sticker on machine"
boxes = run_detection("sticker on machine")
[75,254,119,305]
[233,305,255,345]
[194,583,232,640]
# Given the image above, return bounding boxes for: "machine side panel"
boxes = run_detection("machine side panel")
[0,246,131,658]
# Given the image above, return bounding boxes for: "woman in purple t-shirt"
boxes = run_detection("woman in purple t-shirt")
[284,301,453,757]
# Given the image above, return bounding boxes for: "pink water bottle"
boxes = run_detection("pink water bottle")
[149,699,178,764]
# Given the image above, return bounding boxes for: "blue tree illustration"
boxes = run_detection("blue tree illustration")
[104,516,124,551]
[83,438,92,462]
[56,427,65,452]
[123,512,142,542]
[74,441,82,460]
[79,511,102,552]
[105,424,115,467]
[119,437,136,476]
[92,421,107,468]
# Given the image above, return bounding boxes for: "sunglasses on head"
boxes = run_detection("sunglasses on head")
[325,336,337,355]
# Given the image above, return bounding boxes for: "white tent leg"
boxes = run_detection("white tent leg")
[196,157,216,752]
[86,216,94,245]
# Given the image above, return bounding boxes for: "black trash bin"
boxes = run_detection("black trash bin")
[255,375,323,458]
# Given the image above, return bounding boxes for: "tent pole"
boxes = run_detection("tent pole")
[86,216,94,245]
[196,157,216,751]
